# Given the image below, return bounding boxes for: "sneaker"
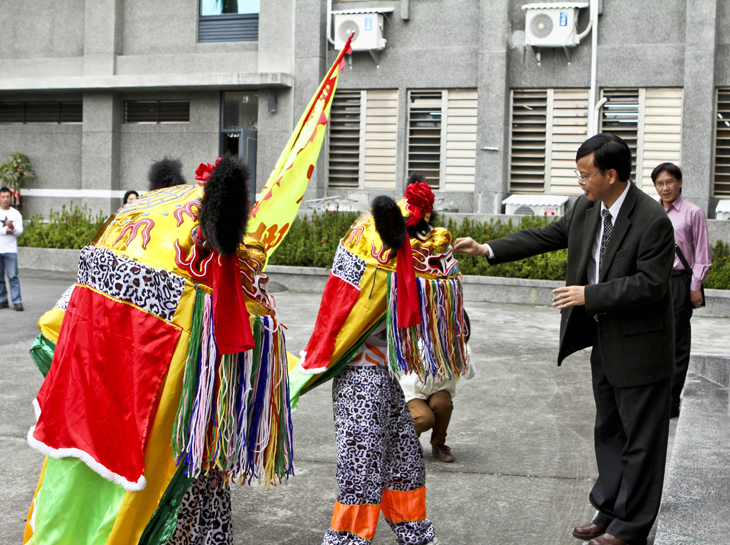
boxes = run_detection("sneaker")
[14,303,23,311]
[0,301,7,309]
[432,444,455,463]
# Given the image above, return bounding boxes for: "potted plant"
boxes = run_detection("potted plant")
[0,152,36,211]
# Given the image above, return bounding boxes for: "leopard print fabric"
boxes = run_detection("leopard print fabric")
[78,246,185,322]
[332,244,367,289]
[323,365,435,545]
[167,470,233,545]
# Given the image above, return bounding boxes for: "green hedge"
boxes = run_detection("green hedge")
[269,211,730,290]
[18,204,106,250]
[17,207,730,290]
[706,241,730,290]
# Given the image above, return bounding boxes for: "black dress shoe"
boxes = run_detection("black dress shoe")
[573,523,605,540]
[0,301,8,309]
[14,303,23,311]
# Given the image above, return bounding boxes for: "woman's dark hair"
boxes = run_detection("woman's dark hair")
[650,162,683,183]
[576,133,632,182]
[123,190,139,204]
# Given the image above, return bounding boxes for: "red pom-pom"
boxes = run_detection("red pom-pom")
[195,158,222,181]
[404,182,435,227]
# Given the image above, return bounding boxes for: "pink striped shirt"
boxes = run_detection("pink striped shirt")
[665,197,712,291]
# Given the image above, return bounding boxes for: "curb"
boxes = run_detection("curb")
[18,247,730,317]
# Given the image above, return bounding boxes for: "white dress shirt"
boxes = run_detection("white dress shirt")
[586,182,630,285]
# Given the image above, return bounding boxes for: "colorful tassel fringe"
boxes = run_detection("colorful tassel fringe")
[172,287,294,487]
[386,274,468,380]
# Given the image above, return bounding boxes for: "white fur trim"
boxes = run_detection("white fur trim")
[297,361,329,375]
[27,425,147,492]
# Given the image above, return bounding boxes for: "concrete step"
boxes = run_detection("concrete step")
[654,354,730,544]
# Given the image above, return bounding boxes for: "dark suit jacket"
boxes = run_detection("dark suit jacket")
[489,183,675,387]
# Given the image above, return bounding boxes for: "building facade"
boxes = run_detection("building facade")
[1,0,729,220]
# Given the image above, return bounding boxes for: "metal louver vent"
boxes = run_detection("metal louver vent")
[530,13,554,39]
[328,90,361,188]
[124,101,190,124]
[714,89,730,196]
[0,101,82,124]
[408,90,443,189]
[600,89,639,181]
[337,20,360,43]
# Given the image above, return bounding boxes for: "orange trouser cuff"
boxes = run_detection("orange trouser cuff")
[331,501,380,540]
[381,486,427,523]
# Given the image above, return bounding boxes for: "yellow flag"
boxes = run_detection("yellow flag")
[248,35,354,266]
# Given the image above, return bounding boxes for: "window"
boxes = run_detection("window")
[600,89,639,182]
[0,101,82,124]
[222,92,258,130]
[713,89,730,196]
[509,89,589,195]
[508,87,682,195]
[327,89,398,190]
[407,89,478,191]
[601,88,682,192]
[509,90,547,193]
[199,0,259,43]
[328,91,361,188]
[408,90,442,188]
[124,101,190,124]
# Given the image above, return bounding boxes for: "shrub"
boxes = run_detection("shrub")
[18,204,106,249]
[705,240,730,290]
[268,210,361,268]
[268,212,730,289]
[268,211,568,280]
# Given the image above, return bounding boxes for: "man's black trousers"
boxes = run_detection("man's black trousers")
[588,336,671,545]
[670,271,693,414]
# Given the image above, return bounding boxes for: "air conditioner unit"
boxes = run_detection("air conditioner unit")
[523,4,586,47]
[502,194,570,216]
[333,12,386,51]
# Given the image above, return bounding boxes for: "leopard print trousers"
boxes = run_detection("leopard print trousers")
[167,469,232,545]
[323,365,436,545]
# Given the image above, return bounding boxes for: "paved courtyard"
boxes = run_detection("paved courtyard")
[2,270,728,544]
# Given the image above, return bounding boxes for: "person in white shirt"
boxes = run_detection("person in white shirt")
[400,314,474,463]
[0,187,24,311]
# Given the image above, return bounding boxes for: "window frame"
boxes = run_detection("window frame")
[123,101,191,124]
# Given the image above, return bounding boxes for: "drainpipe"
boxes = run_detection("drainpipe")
[326,0,335,45]
[587,0,600,136]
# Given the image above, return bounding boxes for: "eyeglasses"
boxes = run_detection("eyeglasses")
[574,169,604,185]
[654,179,678,189]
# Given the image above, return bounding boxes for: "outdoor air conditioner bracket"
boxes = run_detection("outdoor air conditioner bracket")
[368,49,381,67]
[531,45,542,66]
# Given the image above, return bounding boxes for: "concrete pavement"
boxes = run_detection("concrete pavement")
[2,270,728,544]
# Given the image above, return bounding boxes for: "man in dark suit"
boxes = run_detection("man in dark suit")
[453,134,675,545]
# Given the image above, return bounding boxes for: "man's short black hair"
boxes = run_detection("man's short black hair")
[576,133,632,182]
[650,162,682,183]
[0,187,11,194]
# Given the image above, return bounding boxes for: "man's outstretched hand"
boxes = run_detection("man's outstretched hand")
[453,237,489,257]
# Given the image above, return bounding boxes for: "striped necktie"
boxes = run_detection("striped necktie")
[599,209,613,276]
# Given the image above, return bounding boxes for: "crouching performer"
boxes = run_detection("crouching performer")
[288,175,469,545]
[23,155,294,545]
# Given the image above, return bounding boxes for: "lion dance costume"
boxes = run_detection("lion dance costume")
[23,155,293,545]
[288,177,469,545]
